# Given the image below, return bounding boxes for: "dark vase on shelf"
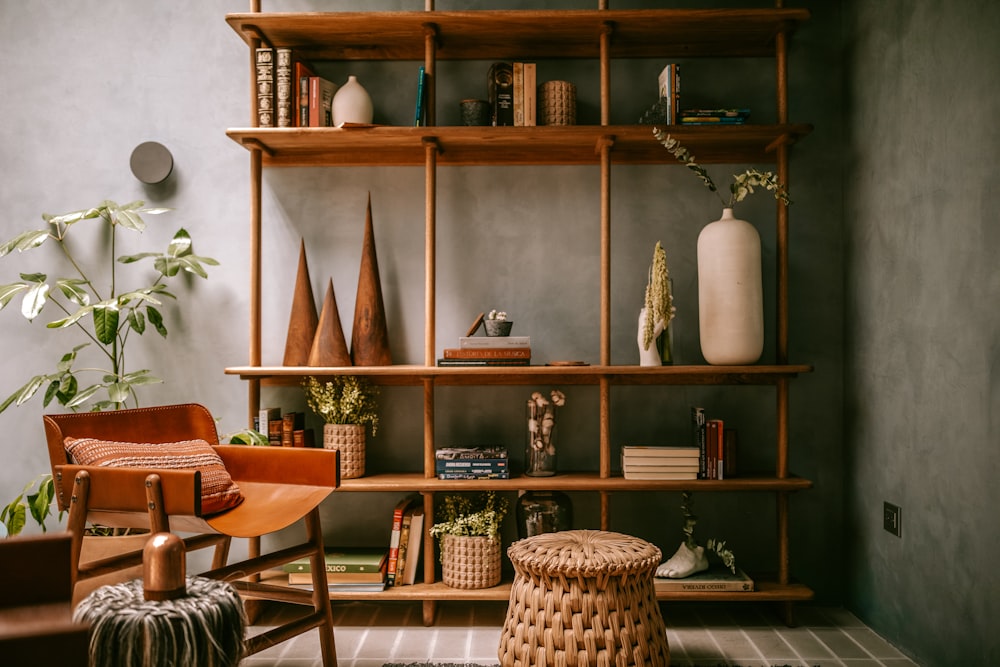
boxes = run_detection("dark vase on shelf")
[516,490,573,539]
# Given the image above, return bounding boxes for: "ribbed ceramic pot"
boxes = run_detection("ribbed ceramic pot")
[331,75,373,125]
[697,208,764,365]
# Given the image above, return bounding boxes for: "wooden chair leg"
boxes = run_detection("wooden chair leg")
[65,471,91,589]
[306,507,337,667]
[144,474,170,534]
[211,536,232,571]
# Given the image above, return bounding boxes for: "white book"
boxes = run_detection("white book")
[623,463,700,473]
[459,335,531,349]
[623,470,698,481]
[622,445,700,457]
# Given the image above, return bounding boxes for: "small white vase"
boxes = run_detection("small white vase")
[697,208,763,365]
[331,75,373,126]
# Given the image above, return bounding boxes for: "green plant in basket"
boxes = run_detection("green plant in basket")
[302,375,379,436]
[430,491,508,541]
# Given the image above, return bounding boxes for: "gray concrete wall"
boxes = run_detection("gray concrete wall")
[0,0,848,628]
[843,1,1000,664]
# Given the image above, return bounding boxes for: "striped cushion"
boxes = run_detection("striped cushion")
[64,437,244,515]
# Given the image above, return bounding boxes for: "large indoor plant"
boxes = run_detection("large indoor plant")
[430,491,508,589]
[653,130,790,365]
[0,200,220,536]
[303,374,379,479]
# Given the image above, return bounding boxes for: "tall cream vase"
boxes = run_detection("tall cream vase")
[697,208,764,365]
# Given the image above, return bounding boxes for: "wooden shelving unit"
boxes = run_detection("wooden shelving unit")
[225,4,812,626]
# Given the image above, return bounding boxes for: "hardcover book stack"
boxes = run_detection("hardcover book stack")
[438,335,531,367]
[435,446,509,480]
[621,445,700,480]
[284,547,388,592]
[691,407,737,479]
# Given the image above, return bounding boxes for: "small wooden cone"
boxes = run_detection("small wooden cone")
[351,194,392,366]
[283,239,319,366]
[309,279,352,366]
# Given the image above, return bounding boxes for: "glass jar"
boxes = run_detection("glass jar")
[516,490,573,539]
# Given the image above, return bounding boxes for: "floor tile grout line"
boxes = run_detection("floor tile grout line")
[736,625,777,666]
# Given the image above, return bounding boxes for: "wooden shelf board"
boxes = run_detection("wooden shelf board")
[226,9,809,61]
[226,124,812,167]
[254,571,812,603]
[226,363,812,387]
[331,472,812,493]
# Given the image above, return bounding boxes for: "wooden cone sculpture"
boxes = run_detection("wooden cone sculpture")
[283,239,319,366]
[351,194,392,366]
[308,279,351,366]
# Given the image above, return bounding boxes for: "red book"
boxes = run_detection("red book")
[386,494,419,586]
[294,59,316,126]
[706,418,724,480]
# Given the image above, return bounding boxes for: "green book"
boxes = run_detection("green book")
[283,547,388,574]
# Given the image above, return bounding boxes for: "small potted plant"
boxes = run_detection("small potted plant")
[303,375,379,479]
[483,309,513,337]
[429,491,508,589]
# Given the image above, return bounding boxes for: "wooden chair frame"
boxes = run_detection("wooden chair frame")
[43,403,341,666]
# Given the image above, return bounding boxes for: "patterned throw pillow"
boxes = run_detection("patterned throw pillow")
[64,437,244,515]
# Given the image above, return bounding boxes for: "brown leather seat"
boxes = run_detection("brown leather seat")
[43,403,342,666]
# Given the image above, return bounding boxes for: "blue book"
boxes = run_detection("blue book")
[414,66,427,126]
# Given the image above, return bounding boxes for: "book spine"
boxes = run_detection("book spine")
[656,579,753,592]
[489,62,514,126]
[255,47,274,127]
[437,471,511,480]
[524,62,537,126]
[436,447,508,459]
[435,460,508,473]
[442,347,531,359]
[394,511,413,587]
[414,65,426,127]
[513,62,524,126]
[691,407,707,478]
[309,76,321,127]
[459,336,531,348]
[437,358,530,366]
[276,48,293,128]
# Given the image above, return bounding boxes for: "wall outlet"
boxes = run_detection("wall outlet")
[883,501,901,537]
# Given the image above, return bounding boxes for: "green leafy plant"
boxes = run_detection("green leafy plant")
[642,241,676,352]
[653,129,791,209]
[302,375,380,435]
[0,200,219,413]
[680,490,736,573]
[430,491,508,540]
[0,474,59,537]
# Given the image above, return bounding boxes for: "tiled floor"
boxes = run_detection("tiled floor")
[240,600,919,667]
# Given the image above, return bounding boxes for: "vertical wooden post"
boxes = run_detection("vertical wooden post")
[423,139,438,367]
[600,23,612,126]
[424,25,438,127]
[599,137,613,366]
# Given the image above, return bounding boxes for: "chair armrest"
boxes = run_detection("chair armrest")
[55,465,201,516]
[213,446,340,489]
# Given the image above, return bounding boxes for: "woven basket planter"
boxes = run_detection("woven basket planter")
[440,534,501,589]
[322,423,365,479]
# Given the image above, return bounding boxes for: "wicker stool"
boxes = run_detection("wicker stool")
[499,530,669,667]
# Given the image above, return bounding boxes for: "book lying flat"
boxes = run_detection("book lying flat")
[623,470,698,480]
[622,445,700,457]
[283,547,387,574]
[288,571,384,585]
[653,566,754,592]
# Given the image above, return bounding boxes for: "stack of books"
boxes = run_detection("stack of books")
[435,446,509,480]
[437,335,531,367]
[284,547,388,592]
[679,108,750,125]
[621,445,700,480]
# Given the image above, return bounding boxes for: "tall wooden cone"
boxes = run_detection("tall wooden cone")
[283,239,319,366]
[308,279,351,366]
[351,194,392,366]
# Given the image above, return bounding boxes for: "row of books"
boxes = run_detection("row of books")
[679,108,751,125]
[437,335,532,367]
[257,407,314,447]
[435,446,510,480]
[691,407,737,479]
[256,47,339,128]
[488,61,537,127]
[622,445,699,480]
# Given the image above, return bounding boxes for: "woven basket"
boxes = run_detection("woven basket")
[499,530,669,666]
[440,534,501,589]
[322,423,365,479]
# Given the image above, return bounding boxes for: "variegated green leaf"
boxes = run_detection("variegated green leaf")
[117,251,160,264]
[128,308,146,334]
[47,305,94,329]
[0,283,29,309]
[176,256,208,278]
[122,370,161,386]
[167,228,193,257]
[147,306,166,337]
[154,256,182,277]
[92,303,120,345]
[115,208,146,232]
[107,382,131,404]
[63,384,101,409]
[0,229,51,257]
[56,278,91,306]
[21,282,50,320]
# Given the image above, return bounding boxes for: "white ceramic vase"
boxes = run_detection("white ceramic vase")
[637,307,664,367]
[697,208,763,365]
[331,75,373,125]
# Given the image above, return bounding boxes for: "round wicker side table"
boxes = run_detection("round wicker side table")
[499,530,669,667]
